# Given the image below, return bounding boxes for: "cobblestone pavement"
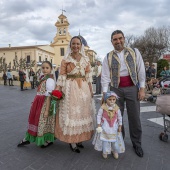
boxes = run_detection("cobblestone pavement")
[0,85,170,170]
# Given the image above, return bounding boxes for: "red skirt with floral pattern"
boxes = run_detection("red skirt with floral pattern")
[27,95,45,136]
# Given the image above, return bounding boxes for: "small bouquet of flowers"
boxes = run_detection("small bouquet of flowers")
[96,126,103,133]
[49,90,64,115]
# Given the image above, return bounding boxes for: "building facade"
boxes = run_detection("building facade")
[0,13,97,78]
[0,45,55,77]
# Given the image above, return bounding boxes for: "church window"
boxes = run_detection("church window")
[59,29,62,35]
[39,56,41,62]
[26,55,30,63]
[60,48,64,56]
[63,28,66,35]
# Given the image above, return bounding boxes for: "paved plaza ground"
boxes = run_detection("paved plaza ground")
[0,85,170,170]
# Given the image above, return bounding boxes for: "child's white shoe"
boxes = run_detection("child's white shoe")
[112,152,119,159]
[102,153,107,159]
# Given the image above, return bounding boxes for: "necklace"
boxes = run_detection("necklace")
[71,53,81,62]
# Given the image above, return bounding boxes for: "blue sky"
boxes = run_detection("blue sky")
[0,0,170,60]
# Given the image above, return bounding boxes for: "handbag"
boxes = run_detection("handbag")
[152,88,161,96]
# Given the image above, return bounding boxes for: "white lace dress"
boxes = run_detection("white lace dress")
[55,55,95,143]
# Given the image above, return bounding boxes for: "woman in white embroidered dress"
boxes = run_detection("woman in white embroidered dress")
[23,67,31,89]
[55,36,94,153]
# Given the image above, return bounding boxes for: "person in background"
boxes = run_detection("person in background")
[55,67,60,81]
[156,77,162,88]
[150,64,156,78]
[29,68,35,89]
[19,68,26,91]
[160,66,170,78]
[145,62,151,78]
[93,61,98,84]
[95,61,102,94]
[144,78,155,102]
[7,69,14,86]
[3,70,7,86]
[23,67,31,89]
[152,78,158,88]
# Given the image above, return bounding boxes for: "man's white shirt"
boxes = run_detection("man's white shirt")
[101,48,146,92]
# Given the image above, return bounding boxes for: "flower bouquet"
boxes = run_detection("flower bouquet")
[49,90,64,115]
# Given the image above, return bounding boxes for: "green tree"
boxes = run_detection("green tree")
[157,59,169,77]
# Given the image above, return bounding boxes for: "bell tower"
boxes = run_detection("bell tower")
[51,12,72,66]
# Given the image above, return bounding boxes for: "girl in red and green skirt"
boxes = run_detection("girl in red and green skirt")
[17,61,56,148]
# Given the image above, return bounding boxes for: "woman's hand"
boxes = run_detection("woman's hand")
[55,85,62,91]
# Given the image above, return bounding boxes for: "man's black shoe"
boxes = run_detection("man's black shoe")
[133,145,143,157]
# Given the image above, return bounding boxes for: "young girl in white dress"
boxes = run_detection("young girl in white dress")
[93,91,125,159]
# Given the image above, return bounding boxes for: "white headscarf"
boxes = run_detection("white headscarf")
[63,36,87,60]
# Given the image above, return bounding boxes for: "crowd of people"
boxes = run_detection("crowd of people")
[2,69,14,86]
[144,62,170,102]
[2,67,46,91]
[18,67,37,91]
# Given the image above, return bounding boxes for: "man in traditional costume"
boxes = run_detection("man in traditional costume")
[101,30,145,157]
